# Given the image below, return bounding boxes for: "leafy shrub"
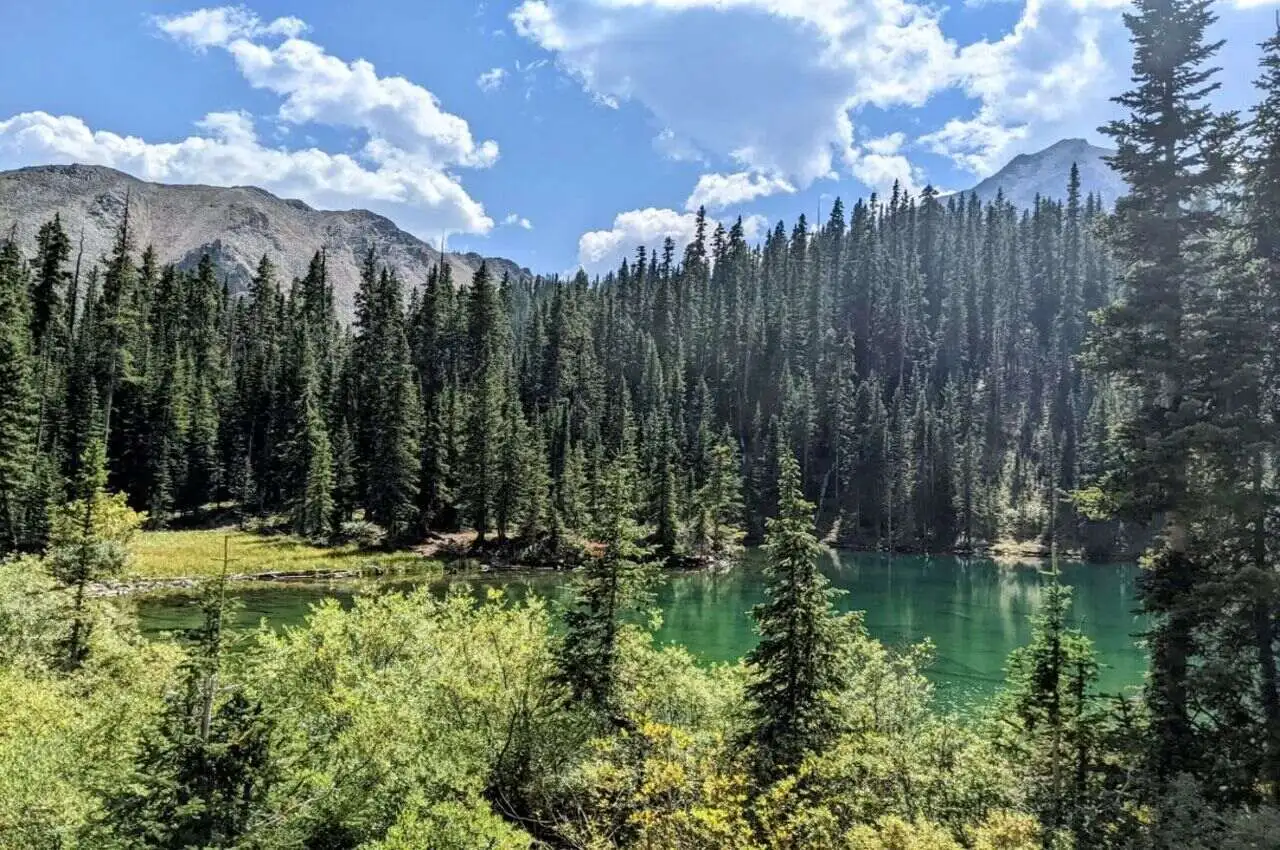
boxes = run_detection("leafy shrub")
[333,518,388,549]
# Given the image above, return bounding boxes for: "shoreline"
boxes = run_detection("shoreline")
[100,538,1123,600]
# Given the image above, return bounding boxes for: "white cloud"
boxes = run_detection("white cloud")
[579,208,692,272]
[0,6,499,235]
[653,128,703,162]
[920,0,1120,175]
[511,0,1134,188]
[0,110,494,234]
[157,6,499,170]
[151,6,307,50]
[685,171,795,211]
[512,0,956,189]
[863,132,906,156]
[577,206,769,274]
[503,213,534,229]
[477,67,507,92]
[848,147,925,195]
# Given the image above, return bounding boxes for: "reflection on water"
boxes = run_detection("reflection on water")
[137,550,1145,710]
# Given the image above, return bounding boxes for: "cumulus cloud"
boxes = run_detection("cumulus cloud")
[684,171,795,212]
[477,67,507,92]
[511,0,956,189]
[157,8,499,170]
[511,0,1131,187]
[0,6,499,235]
[0,5,496,235]
[920,0,1120,175]
[151,6,307,50]
[0,110,493,234]
[578,206,767,274]
[503,213,534,229]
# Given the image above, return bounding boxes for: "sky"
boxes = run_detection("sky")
[0,0,1275,275]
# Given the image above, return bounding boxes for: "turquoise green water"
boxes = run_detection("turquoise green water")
[136,551,1146,709]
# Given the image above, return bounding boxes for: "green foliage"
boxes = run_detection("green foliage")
[353,258,422,541]
[689,434,747,562]
[0,236,37,552]
[744,450,851,777]
[558,460,657,715]
[103,578,272,849]
[10,9,1280,842]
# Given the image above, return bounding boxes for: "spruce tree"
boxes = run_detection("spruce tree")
[353,265,420,541]
[997,571,1106,845]
[463,262,512,542]
[1093,0,1235,783]
[0,236,36,551]
[743,449,849,778]
[287,328,334,540]
[690,433,745,561]
[1242,20,1280,802]
[557,451,654,716]
[47,439,138,669]
[106,568,272,848]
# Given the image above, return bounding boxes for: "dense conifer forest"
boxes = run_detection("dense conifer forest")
[0,136,1121,561]
[5,0,1280,846]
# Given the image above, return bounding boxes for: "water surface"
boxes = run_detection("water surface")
[137,551,1146,709]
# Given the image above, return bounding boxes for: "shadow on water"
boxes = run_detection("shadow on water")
[136,550,1146,711]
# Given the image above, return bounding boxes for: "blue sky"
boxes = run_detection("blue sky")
[0,0,1274,274]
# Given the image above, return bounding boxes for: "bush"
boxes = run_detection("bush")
[333,519,388,550]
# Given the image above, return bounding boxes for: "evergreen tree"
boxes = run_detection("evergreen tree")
[743,449,849,778]
[105,565,272,848]
[287,328,334,540]
[996,571,1109,845]
[47,439,140,669]
[0,236,36,551]
[689,433,745,561]
[1093,0,1237,783]
[1240,19,1280,803]
[353,256,421,541]
[557,455,654,716]
[463,262,512,542]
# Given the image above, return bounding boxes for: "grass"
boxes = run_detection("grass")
[127,528,434,580]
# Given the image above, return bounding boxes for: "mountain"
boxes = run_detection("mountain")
[963,138,1124,208]
[0,164,530,319]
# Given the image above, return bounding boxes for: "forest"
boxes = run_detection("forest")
[3,0,1280,846]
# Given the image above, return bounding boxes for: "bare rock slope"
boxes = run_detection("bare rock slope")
[964,138,1124,208]
[0,164,530,319]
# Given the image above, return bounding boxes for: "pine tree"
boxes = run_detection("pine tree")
[463,262,513,542]
[29,214,71,352]
[743,449,849,778]
[996,571,1106,845]
[690,433,745,561]
[352,255,421,541]
[0,236,36,551]
[520,415,553,544]
[106,564,272,848]
[287,328,334,540]
[1241,19,1280,804]
[557,458,654,716]
[47,439,140,669]
[1093,0,1236,783]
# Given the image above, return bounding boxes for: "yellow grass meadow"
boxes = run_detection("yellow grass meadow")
[127,529,435,580]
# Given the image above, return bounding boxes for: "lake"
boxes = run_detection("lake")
[136,550,1146,710]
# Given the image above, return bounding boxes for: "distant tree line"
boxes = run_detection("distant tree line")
[0,162,1121,562]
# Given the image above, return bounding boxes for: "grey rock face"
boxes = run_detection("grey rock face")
[0,164,531,319]
[963,138,1124,208]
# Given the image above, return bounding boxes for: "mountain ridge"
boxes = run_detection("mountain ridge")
[0,139,1123,315]
[0,163,531,320]
[962,138,1124,208]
